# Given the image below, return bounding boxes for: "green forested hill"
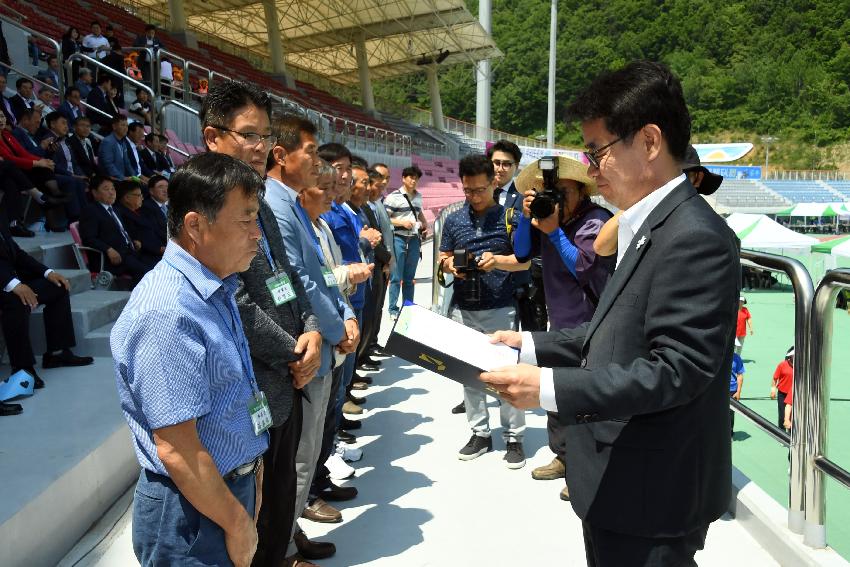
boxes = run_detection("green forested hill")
[374,0,850,169]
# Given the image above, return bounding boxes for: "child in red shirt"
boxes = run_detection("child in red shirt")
[736,296,753,355]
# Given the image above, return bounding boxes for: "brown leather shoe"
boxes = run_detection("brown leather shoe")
[350,381,368,391]
[301,498,342,523]
[342,400,363,415]
[294,531,336,560]
[531,456,566,480]
[560,485,570,501]
[283,554,320,567]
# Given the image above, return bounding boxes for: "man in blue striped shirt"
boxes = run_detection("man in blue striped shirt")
[111,153,268,567]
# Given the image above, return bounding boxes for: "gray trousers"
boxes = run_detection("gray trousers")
[449,305,526,443]
[287,371,334,555]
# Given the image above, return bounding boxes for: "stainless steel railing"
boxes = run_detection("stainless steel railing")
[0,13,64,94]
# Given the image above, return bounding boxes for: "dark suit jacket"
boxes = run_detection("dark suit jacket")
[85,86,114,132]
[0,224,48,290]
[12,127,44,157]
[531,180,739,538]
[68,135,98,177]
[115,204,162,259]
[139,147,159,175]
[361,203,391,265]
[58,100,84,125]
[235,197,320,426]
[140,198,167,247]
[8,93,33,122]
[1,96,16,126]
[78,202,135,260]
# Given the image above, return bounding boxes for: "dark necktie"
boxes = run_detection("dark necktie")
[107,206,132,247]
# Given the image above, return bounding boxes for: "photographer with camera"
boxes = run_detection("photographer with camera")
[438,154,530,468]
[512,156,614,499]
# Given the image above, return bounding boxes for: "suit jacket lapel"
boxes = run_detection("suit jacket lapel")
[583,181,696,344]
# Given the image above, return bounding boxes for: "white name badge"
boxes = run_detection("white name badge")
[321,266,338,288]
[248,391,272,435]
[265,273,296,306]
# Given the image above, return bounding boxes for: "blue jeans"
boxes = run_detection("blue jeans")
[388,235,421,315]
[28,42,40,66]
[132,468,256,566]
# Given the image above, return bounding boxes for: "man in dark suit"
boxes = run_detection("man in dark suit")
[79,176,155,286]
[133,24,163,84]
[58,87,85,125]
[0,218,93,406]
[67,116,99,178]
[482,61,740,567]
[8,78,35,122]
[140,175,168,248]
[85,75,115,133]
[0,74,18,128]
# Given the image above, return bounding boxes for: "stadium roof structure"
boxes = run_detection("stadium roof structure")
[130,0,502,85]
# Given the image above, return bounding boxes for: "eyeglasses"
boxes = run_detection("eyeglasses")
[212,125,277,148]
[492,159,515,169]
[583,138,622,169]
[462,186,490,195]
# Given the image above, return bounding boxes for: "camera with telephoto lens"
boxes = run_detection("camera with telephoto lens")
[529,156,563,219]
[453,248,482,303]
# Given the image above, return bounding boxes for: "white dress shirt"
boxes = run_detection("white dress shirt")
[531,173,686,411]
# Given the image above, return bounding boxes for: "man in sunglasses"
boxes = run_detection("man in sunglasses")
[438,154,530,469]
[482,61,739,567]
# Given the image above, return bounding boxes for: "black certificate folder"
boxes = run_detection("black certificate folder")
[384,303,520,394]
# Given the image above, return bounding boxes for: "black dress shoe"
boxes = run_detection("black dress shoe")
[347,392,366,405]
[363,356,382,366]
[368,346,388,357]
[451,401,466,414]
[337,429,357,444]
[353,373,372,385]
[16,367,44,389]
[0,401,23,416]
[359,362,380,372]
[319,483,358,502]
[43,350,95,369]
[294,531,336,560]
[9,224,35,237]
[340,417,362,430]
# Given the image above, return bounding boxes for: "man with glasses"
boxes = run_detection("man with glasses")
[482,61,739,567]
[438,154,529,468]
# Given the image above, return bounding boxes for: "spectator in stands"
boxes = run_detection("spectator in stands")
[12,108,48,154]
[111,154,267,567]
[156,133,176,173]
[74,68,93,100]
[41,113,87,216]
[125,122,150,183]
[61,27,83,81]
[82,21,110,61]
[35,88,57,115]
[264,116,356,564]
[104,25,115,41]
[160,57,173,97]
[439,154,529,468]
[772,347,794,429]
[139,133,163,177]
[133,24,162,84]
[0,217,93,402]
[385,164,427,320]
[68,116,98,178]
[730,341,744,434]
[114,179,164,262]
[129,88,152,125]
[736,296,753,355]
[101,39,125,108]
[35,56,62,89]
[79,175,156,286]
[86,74,116,133]
[26,34,41,67]
[107,87,121,117]
[58,87,84,125]
[0,74,17,127]
[9,78,36,122]
[140,175,168,247]
[512,156,614,499]
[98,115,134,180]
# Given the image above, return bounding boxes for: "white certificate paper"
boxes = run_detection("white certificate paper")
[394,304,519,371]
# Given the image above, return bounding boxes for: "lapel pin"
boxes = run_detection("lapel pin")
[635,235,647,250]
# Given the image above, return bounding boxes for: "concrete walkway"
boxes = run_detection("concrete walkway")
[68,242,779,567]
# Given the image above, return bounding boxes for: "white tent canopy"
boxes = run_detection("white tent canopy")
[726,213,819,251]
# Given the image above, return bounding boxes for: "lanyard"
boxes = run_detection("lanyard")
[164,259,260,396]
[256,216,278,273]
[295,201,327,266]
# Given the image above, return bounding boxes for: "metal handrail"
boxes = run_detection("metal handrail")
[430,200,465,314]
[0,13,64,94]
[740,250,813,536]
[65,53,158,131]
[807,268,850,547]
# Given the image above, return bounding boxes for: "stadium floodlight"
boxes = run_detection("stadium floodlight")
[761,135,778,179]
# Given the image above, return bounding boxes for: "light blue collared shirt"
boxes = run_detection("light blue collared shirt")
[111,240,268,476]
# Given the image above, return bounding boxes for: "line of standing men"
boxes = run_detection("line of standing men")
[112,80,403,567]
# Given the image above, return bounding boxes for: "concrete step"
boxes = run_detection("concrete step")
[13,232,80,270]
[28,291,130,356]
[76,322,117,358]
[55,269,94,296]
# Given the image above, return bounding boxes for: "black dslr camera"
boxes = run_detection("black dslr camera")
[453,248,482,303]
[529,156,562,219]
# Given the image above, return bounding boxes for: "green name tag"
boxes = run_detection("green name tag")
[265,273,296,306]
[248,391,272,435]
[321,267,338,288]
